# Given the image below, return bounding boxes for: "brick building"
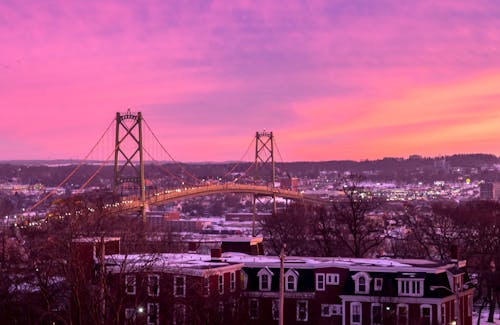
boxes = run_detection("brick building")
[223,254,474,325]
[104,251,243,325]
[93,239,474,325]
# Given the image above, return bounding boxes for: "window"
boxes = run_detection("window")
[371,303,382,325]
[261,274,269,290]
[397,304,408,325]
[174,276,186,297]
[219,274,224,294]
[351,302,362,325]
[359,277,366,292]
[352,272,371,294]
[230,271,236,292]
[241,270,248,290]
[321,304,342,317]
[272,299,279,320]
[455,274,463,292]
[173,304,186,325]
[219,301,224,322]
[398,279,424,297]
[285,269,298,292]
[124,308,136,322]
[316,273,325,291]
[326,273,339,285]
[321,304,331,317]
[147,303,159,325]
[296,300,308,322]
[257,268,273,291]
[420,304,432,325]
[125,275,136,295]
[249,299,259,319]
[230,299,237,319]
[374,278,383,291]
[148,274,160,296]
[203,276,210,297]
[332,304,342,316]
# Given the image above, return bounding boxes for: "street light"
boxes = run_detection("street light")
[431,280,475,325]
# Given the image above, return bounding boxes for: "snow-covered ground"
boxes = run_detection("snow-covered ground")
[474,308,500,324]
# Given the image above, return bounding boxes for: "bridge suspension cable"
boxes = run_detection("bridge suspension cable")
[76,145,117,193]
[220,136,255,181]
[143,118,202,185]
[273,136,294,179]
[27,118,116,212]
[143,147,187,185]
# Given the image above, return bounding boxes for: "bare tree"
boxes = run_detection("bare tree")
[16,190,150,324]
[260,203,319,256]
[329,175,385,257]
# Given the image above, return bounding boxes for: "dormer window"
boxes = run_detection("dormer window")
[454,274,463,292]
[359,277,366,292]
[316,273,325,291]
[397,278,424,297]
[326,273,339,285]
[285,269,299,292]
[352,272,371,294]
[257,268,273,291]
[241,270,248,290]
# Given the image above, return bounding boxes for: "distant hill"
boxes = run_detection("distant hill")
[0,154,498,186]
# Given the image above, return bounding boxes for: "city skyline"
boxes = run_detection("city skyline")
[1,1,499,162]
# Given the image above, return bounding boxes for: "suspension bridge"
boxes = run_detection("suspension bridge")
[28,110,326,228]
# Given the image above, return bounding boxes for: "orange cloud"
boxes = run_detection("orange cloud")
[281,72,500,160]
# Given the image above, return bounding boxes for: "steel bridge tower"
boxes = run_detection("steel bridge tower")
[253,131,277,235]
[113,109,146,222]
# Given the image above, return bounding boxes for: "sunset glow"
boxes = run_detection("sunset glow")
[1,0,499,161]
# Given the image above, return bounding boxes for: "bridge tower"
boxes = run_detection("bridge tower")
[113,109,146,222]
[253,131,277,235]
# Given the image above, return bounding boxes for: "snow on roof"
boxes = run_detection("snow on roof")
[103,251,458,276]
[105,253,243,276]
[222,253,456,273]
[72,237,120,243]
[221,236,263,243]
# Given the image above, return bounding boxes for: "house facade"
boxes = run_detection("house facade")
[104,252,244,325]
[97,243,473,325]
[224,254,474,325]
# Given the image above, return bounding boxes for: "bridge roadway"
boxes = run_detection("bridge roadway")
[105,183,326,214]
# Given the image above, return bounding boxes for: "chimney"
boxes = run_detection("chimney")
[450,244,460,261]
[211,248,222,261]
[188,242,198,253]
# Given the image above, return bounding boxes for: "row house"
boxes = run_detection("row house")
[88,236,474,325]
[340,259,474,325]
[104,250,243,325]
[223,253,474,325]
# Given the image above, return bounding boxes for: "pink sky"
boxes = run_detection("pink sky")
[1,0,499,162]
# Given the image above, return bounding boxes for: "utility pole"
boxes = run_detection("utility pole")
[279,244,286,325]
[99,234,106,325]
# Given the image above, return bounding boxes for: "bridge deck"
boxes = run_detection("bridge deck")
[106,183,325,214]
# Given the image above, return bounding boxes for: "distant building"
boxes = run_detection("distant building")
[278,177,299,191]
[480,182,500,200]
